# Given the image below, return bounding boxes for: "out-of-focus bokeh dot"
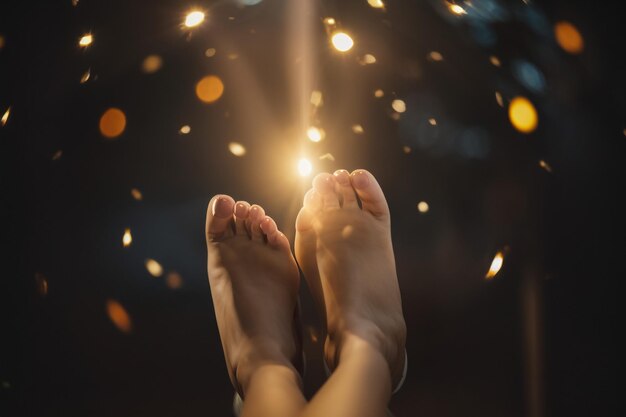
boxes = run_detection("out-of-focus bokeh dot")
[367,0,385,9]
[1,107,10,126]
[205,47,216,57]
[485,251,505,279]
[508,96,538,133]
[352,124,364,134]
[130,188,143,201]
[145,258,164,277]
[228,142,246,157]
[331,32,354,52]
[78,33,92,47]
[142,55,163,74]
[307,126,325,142]
[417,201,429,213]
[392,99,406,113]
[35,273,48,297]
[179,125,191,135]
[166,271,183,289]
[554,21,584,54]
[298,158,313,177]
[122,228,132,247]
[106,299,132,334]
[196,75,225,103]
[80,68,91,83]
[184,11,205,28]
[99,108,127,139]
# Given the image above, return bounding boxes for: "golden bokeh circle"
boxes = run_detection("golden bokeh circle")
[508,96,538,134]
[99,108,127,139]
[196,75,224,103]
[554,21,584,54]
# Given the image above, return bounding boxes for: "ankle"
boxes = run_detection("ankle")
[236,341,301,396]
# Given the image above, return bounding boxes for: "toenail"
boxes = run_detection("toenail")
[334,170,350,185]
[212,197,232,217]
[352,171,370,188]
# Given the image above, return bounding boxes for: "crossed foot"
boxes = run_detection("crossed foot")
[206,169,406,404]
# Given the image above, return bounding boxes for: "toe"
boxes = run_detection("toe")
[248,204,266,242]
[313,173,340,210]
[234,201,250,236]
[260,216,291,251]
[303,188,322,212]
[334,169,358,209]
[206,194,236,242]
[295,206,315,233]
[350,169,390,219]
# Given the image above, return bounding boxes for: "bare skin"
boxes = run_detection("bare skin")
[294,169,407,391]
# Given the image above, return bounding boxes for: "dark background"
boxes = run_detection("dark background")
[1,0,622,416]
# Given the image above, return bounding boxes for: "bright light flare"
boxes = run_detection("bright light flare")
[179,125,191,134]
[106,299,132,333]
[508,96,538,134]
[417,201,429,213]
[145,258,163,277]
[184,11,205,28]
[307,126,325,142]
[392,99,406,113]
[368,0,385,9]
[122,228,132,247]
[1,107,10,126]
[79,33,93,47]
[485,251,504,279]
[331,32,354,52]
[229,142,246,157]
[352,124,364,134]
[298,158,313,177]
[448,4,467,15]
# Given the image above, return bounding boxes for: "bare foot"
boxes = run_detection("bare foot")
[295,169,406,389]
[206,195,303,396]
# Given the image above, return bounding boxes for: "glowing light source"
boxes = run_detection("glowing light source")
[310,90,323,107]
[352,124,364,134]
[331,32,354,52]
[145,258,163,277]
[80,68,91,83]
[229,142,247,157]
[417,201,429,213]
[99,108,126,139]
[554,21,584,54]
[122,228,132,247]
[428,118,437,126]
[539,160,553,173]
[166,271,183,289]
[402,146,411,154]
[448,4,467,15]
[374,89,384,98]
[485,251,504,279]
[79,33,93,47]
[142,55,163,74]
[205,48,216,57]
[490,55,501,67]
[324,17,336,26]
[359,54,377,65]
[319,153,335,162]
[1,107,10,126]
[184,11,205,28]
[508,96,538,134]
[495,91,504,107]
[196,75,224,103]
[307,126,325,142]
[392,99,406,113]
[179,125,191,134]
[428,51,444,61]
[106,299,132,333]
[298,158,313,177]
[130,188,143,201]
[367,0,385,9]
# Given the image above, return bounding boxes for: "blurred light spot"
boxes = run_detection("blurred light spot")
[495,91,504,107]
[227,53,239,60]
[448,3,467,15]
[72,0,79,6]
[512,60,546,93]
[341,225,354,239]
[79,33,92,47]
[35,272,48,297]
[145,258,163,277]
[196,75,224,103]
[367,0,385,9]
[122,228,132,248]
[390,112,401,121]
[52,150,63,161]
[179,125,191,135]
[307,126,325,142]
[428,118,437,126]
[1,107,10,126]
[99,108,126,139]
[142,55,163,74]
[106,299,132,333]
[185,11,205,28]
[539,159,553,173]
[402,146,412,154]
[485,251,504,279]
[310,90,323,107]
[417,201,429,213]
[331,32,354,52]
[319,153,335,162]
[80,68,91,83]
[0,35,6,50]
[374,89,384,98]
[554,21,583,54]
[205,48,216,58]
[324,17,336,26]
[359,53,377,65]
[131,188,143,201]
[428,51,443,61]
[229,142,246,157]
[489,55,501,67]
[392,99,406,113]
[508,96,538,134]
[298,158,312,177]
[166,271,183,289]
[352,124,364,134]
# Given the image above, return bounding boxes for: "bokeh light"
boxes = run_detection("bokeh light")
[485,251,505,279]
[331,32,354,52]
[448,4,467,15]
[417,201,429,213]
[99,108,126,139]
[106,300,132,334]
[307,126,325,142]
[184,11,205,28]
[374,89,384,98]
[1,107,10,126]
[0,35,5,50]
[367,0,385,10]
[352,124,364,134]
[428,51,444,61]
[196,75,224,103]
[554,21,584,54]
[205,48,216,57]
[78,33,92,47]
[179,125,191,135]
[122,228,132,247]
[145,259,163,277]
[298,158,312,177]
[508,97,538,134]
[80,68,91,83]
[166,271,183,289]
[142,55,163,74]
[228,142,246,157]
[539,160,553,173]
[35,273,48,297]
[392,99,407,113]
[130,188,143,201]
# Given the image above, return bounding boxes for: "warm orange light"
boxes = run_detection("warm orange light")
[298,158,313,177]
[196,75,224,103]
[486,251,504,279]
[80,68,91,84]
[142,55,163,74]
[417,201,429,213]
[179,125,191,135]
[508,96,538,134]
[367,0,385,9]
[166,271,183,289]
[428,51,444,61]
[99,108,126,139]
[228,142,246,157]
[307,126,325,142]
[1,107,10,126]
[106,299,132,333]
[145,258,163,277]
[331,32,354,52]
[184,11,205,28]
[554,21,584,54]
[392,99,406,113]
[539,160,553,173]
[352,124,364,134]
[130,188,143,201]
[448,4,466,15]
[79,33,93,47]
[122,228,132,247]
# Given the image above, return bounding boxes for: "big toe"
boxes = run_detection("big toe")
[350,169,390,219]
[313,172,340,210]
[206,194,236,241]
